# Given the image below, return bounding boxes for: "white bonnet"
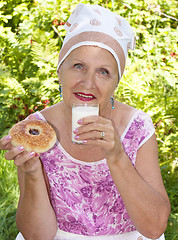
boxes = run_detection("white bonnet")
[57,3,135,80]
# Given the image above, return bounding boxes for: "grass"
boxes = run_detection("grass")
[0,151,19,240]
[0,150,177,240]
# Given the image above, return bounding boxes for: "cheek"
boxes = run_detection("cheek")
[97,81,116,97]
[62,70,82,85]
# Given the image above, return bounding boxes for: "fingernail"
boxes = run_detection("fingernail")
[73,128,78,133]
[77,119,82,124]
[29,151,35,157]
[74,135,79,139]
[18,146,24,151]
[82,140,87,144]
[5,135,11,141]
[35,153,39,157]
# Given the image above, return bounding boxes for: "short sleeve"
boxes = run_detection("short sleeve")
[121,110,155,165]
[137,112,155,149]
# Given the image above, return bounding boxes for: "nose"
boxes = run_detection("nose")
[81,70,96,89]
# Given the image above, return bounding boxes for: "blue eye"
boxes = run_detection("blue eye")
[99,68,109,75]
[74,63,83,69]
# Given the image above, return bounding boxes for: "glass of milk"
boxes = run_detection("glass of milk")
[72,103,99,144]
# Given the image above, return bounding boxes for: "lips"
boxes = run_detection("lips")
[74,92,96,101]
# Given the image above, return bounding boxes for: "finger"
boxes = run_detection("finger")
[14,151,38,167]
[78,115,108,125]
[75,122,113,141]
[21,157,40,172]
[82,138,110,149]
[74,130,104,142]
[75,122,108,134]
[5,145,25,160]
[0,135,12,150]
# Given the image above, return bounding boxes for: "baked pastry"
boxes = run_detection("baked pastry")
[9,119,57,153]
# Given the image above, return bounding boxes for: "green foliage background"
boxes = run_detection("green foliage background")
[0,0,177,239]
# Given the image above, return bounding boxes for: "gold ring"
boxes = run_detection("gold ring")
[101,131,105,139]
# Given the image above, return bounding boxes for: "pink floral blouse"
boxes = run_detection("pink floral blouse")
[35,110,155,236]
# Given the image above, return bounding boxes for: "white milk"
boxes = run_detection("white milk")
[72,104,99,143]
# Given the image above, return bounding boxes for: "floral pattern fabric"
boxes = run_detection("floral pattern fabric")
[35,110,155,236]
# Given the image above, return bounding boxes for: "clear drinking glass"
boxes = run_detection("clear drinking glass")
[72,103,99,144]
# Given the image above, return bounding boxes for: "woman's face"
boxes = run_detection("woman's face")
[58,45,119,116]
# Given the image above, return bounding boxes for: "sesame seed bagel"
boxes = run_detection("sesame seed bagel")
[9,119,57,153]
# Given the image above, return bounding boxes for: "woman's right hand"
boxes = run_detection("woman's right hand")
[0,135,41,174]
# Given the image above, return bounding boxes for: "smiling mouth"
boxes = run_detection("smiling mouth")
[74,92,96,101]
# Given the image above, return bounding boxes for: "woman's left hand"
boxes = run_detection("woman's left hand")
[73,115,124,160]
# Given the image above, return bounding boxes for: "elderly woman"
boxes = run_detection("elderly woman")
[0,3,170,240]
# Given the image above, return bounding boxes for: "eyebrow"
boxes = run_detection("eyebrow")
[99,65,113,69]
[71,58,113,68]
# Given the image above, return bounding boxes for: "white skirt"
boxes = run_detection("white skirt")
[16,228,165,240]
